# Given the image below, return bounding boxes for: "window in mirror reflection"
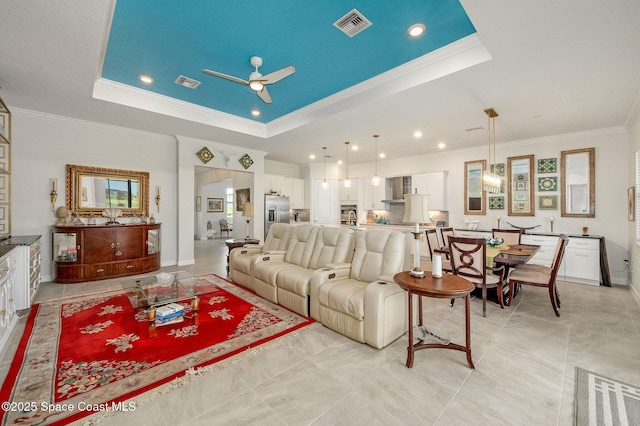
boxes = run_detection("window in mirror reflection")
[80,176,140,209]
[561,147,595,217]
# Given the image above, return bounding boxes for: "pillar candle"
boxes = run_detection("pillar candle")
[432,254,443,278]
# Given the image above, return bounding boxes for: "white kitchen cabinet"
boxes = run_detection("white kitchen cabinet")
[283,177,306,209]
[264,174,284,195]
[521,234,559,268]
[312,178,337,225]
[339,178,360,202]
[562,237,600,285]
[362,179,386,210]
[0,248,17,354]
[12,236,42,310]
[411,171,448,211]
[454,229,491,239]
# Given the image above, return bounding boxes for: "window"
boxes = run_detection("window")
[226,187,234,219]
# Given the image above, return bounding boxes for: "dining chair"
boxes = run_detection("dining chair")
[439,227,454,249]
[424,229,452,273]
[448,236,506,317]
[507,235,568,317]
[492,228,523,246]
[219,219,233,238]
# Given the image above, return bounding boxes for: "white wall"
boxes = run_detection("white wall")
[628,101,640,299]
[349,128,629,285]
[11,109,266,281]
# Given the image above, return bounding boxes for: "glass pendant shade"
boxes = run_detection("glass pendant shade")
[343,141,351,188]
[372,134,380,185]
[483,108,501,194]
[322,146,328,190]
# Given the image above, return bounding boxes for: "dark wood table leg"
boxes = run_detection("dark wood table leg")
[406,290,415,368]
[464,294,475,369]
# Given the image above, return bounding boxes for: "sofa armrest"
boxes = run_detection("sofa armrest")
[309,266,351,321]
[252,251,286,267]
[363,281,410,349]
[325,262,351,271]
[263,249,287,256]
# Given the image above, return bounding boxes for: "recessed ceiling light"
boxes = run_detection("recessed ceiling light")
[309,154,316,160]
[251,109,260,117]
[379,153,386,158]
[352,145,358,151]
[337,160,343,165]
[438,142,446,149]
[414,131,423,138]
[139,75,153,84]
[408,23,425,38]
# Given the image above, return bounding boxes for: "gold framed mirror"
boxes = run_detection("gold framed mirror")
[507,155,534,216]
[464,159,486,215]
[66,164,150,217]
[561,147,595,217]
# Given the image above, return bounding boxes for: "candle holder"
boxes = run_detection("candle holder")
[50,178,58,212]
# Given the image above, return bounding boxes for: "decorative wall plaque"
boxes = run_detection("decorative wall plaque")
[196,147,214,164]
[238,153,254,169]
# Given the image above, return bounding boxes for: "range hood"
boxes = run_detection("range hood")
[381,176,412,203]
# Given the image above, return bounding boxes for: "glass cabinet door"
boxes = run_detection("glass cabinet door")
[53,232,78,262]
[147,229,160,255]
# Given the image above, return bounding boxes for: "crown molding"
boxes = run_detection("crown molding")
[12,107,174,142]
[93,79,267,138]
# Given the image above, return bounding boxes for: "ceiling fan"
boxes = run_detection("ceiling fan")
[202,56,295,104]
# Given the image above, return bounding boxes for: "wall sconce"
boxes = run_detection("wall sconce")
[50,178,58,212]
[155,186,161,213]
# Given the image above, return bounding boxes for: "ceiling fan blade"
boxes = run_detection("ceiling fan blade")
[262,65,295,85]
[257,86,272,104]
[201,69,248,85]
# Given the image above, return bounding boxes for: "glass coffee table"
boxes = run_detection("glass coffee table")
[122,271,201,333]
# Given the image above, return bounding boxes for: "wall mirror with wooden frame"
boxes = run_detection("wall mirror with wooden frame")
[507,154,534,216]
[561,147,595,218]
[464,159,486,215]
[66,164,150,217]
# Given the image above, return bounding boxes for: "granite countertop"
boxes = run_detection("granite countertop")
[1,235,42,246]
[454,228,603,239]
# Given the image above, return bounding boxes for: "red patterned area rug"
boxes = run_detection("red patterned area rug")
[0,274,313,425]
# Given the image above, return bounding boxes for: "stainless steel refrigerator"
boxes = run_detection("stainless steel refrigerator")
[264,195,290,239]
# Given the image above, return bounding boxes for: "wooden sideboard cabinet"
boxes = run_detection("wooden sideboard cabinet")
[52,224,161,283]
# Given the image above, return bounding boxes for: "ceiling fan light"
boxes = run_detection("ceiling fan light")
[249,81,264,91]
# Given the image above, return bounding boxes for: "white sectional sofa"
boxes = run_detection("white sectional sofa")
[252,224,356,317]
[228,223,293,290]
[228,223,411,348]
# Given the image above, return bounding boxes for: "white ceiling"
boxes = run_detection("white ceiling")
[1,0,639,166]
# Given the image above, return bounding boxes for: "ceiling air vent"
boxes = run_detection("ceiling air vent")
[175,75,201,89]
[333,8,372,38]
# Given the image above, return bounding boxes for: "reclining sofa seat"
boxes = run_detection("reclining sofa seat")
[275,226,356,316]
[309,229,410,349]
[229,223,293,290]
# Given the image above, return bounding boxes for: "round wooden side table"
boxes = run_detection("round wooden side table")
[225,238,260,274]
[394,271,475,369]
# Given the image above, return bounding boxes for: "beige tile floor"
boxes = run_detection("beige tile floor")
[1,238,639,425]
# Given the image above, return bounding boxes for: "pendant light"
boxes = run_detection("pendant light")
[322,147,329,189]
[372,134,381,186]
[483,108,501,193]
[343,141,352,188]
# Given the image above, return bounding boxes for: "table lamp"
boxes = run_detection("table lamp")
[403,193,429,277]
[242,202,254,239]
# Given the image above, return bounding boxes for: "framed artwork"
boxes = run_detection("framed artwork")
[489,196,504,210]
[238,154,254,169]
[539,195,558,210]
[207,198,224,212]
[629,186,635,221]
[490,163,505,176]
[537,158,557,173]
[538,176,557,192]
[196,146,214,164]
[235,188,250,211]
[515,181,527,191]
[514,192,528,201]
[196,196,202,212]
